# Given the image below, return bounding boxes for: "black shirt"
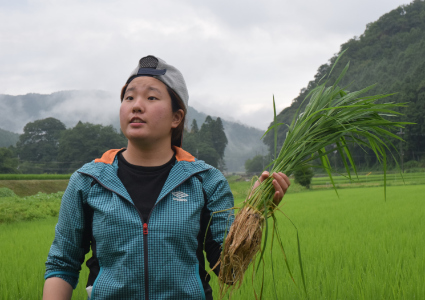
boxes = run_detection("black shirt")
[117,152,176,222]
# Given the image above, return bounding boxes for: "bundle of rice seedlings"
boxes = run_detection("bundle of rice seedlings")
[216,54,412,298]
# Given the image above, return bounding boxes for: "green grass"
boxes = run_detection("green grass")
[1,185,424,299]
[0,187,17,198]
[0,192,63,223]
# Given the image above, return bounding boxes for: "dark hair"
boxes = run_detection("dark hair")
[167,86,186,147]
[120,82,186,147]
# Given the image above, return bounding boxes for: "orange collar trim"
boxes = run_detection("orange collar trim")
[94,147,195,165]
[94,148,124,164]
[173,146,196,162]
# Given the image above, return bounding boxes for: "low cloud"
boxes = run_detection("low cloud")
[0,0,411,130]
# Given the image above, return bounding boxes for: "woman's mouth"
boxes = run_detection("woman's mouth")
[130,117,146,124]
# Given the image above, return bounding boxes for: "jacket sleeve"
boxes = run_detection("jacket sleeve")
[200,168,235,274]
[44,171,92,289]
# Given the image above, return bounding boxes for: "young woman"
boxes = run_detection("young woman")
[43,55,290,300]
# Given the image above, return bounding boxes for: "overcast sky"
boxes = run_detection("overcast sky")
[0,0,412,130]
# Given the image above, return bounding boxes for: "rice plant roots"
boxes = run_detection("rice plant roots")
[218,206,264,289]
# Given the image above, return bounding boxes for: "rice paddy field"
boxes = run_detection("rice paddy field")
[1,182,424,299]
[311,171,425,189]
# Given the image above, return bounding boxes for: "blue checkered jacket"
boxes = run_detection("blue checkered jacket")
[45,147,234,300]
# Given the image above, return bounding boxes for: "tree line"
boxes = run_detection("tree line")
[182,116,228,170]
[0,116,227,174]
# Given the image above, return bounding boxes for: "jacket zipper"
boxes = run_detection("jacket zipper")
[141,170,208,300]
[79,169,210,300]
[143,223,149,300]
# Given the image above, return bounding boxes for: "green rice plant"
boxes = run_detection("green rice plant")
[2,186,424,300]
[311,171,425,188]
[0,192,63,223]
[217,53,413,298]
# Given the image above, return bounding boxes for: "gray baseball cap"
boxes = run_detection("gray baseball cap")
[126,55,189,109]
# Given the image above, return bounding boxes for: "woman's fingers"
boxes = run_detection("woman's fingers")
[272,172,290,205]
[259,171,270,183]
[250,171,290,205]
[252,171,270,190]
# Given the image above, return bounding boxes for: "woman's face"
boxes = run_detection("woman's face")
[120,76,183,146]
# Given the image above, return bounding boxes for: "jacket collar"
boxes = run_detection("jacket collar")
[94,146,195,164]
[78,147,210,206]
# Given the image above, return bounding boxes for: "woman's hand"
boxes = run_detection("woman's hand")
[252,171,290,206]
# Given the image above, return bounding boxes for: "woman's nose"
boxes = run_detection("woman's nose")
[132,97,145,113]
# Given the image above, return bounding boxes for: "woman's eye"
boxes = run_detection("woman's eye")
[148,96,158,100]
[125,96,134,101]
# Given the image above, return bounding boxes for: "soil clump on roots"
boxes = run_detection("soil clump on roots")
[216,206,264,290]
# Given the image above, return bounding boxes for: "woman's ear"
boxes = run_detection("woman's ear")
[171,109,184,128]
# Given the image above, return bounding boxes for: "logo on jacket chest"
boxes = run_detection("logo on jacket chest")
[172,191,188,201]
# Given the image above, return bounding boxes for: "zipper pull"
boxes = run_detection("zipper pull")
[143,223,148,235]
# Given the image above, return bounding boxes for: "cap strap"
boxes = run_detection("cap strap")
[137,68,167,76]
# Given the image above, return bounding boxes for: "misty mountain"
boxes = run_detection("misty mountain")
[0,90,121,133]
[186,107,267,172]
[0,91,267,172]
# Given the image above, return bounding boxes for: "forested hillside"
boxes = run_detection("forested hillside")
[0,128,19,147]
[264,0,425,168]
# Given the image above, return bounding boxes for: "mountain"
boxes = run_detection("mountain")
[186,107,267,172]
[0,91,266,172]
[264,0,425,165]
[0,90,120,133]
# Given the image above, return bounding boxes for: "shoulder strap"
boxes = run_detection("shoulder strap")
[83,179,99,287]
[194,174,208,204]
[81,179,96,254]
